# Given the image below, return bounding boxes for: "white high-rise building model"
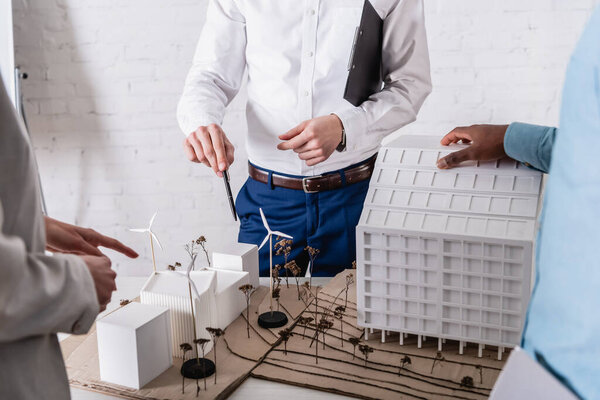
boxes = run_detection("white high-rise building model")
[356,135,543,360]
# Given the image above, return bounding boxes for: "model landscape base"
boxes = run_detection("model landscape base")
[62,271,507,399]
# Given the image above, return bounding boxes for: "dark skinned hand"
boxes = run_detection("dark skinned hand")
[437,124,509,169]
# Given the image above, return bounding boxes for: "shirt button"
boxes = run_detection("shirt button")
[307,51,314,57]
[304,91,309,97]
[309,9,316,15]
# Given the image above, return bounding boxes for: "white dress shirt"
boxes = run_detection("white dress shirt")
[178,0,431,176]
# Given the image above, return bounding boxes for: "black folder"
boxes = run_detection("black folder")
[343,0,384,106]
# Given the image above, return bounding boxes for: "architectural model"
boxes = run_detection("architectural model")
[140,268,248,357]
[96,302,172,389]
[213,242,259,288]
[356,135,543,359]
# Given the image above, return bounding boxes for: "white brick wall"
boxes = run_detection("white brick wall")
[12,0,597,276]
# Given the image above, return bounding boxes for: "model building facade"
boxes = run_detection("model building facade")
[356,135,543,356]
[140,268,248,358]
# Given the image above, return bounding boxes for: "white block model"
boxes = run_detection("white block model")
[212,242,260,288]
[140,268,248,358]
[356,135,543,359]
[97,302,172,389]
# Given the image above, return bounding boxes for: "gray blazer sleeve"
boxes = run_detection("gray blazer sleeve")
[0,203,99,342]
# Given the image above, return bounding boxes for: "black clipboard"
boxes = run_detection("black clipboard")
[343,0,384,107]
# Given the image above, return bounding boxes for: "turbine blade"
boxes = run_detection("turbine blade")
[129,228,147,233]
[186,255,203,300]
[150,231,163,250]
[258,235,270,250]
[186,254,197,275]
[272,231,292,240]
[148,210,158,229]
[259,208,270,231]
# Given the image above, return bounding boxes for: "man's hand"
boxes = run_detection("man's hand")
[183,124,235,177]
[277,115,343,167]
[81,255,116,312]
[45,216,138,258]
[437,124,509,169]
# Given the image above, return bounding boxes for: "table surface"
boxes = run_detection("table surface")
[62,276,351,400]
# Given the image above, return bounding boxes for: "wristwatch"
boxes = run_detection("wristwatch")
[336,125,347,152]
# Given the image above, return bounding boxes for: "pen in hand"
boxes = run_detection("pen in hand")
[222,169,237,221]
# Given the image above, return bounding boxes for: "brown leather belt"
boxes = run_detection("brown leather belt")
[248,155,377,193]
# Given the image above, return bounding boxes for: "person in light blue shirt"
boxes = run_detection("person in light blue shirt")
[436,6,600,399]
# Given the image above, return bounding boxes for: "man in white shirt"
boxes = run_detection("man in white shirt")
[178,0,431,276]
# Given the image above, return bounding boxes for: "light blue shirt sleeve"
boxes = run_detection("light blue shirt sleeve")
[520,5,600,399]
[504,122,557,173]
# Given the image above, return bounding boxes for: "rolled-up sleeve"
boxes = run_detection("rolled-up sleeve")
[336,0,432,152]
[504,122,557,173]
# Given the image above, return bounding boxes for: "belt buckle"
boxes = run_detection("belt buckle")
[302,175,322,193]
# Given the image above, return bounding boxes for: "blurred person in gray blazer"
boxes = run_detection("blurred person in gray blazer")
[0,77,138,399]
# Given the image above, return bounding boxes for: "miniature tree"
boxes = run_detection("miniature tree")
[460,376,474,388]
[275,237,293,288]
[399,355,412,375]
[430,351,446,373]
[334,305,346,347]
[196,236,210,267]
[185,236,210,269]
[310,320,323,364]
[167,261,182,271]
[319,317,333,350]
[278,328,292,355]
[272,287,281,311]
[359,344,374,367]
[193,338,210,391]
[344,273,354,308]
[348,337,360,359]
[475,365,483,384]
[287,260,302,300]
[272,264,282,291]
[179,343,193,394]
[299,316,314,339]
[238,284,255,338]
[305,246,320,288]
[205,328,224,384]
[299,282,312,308]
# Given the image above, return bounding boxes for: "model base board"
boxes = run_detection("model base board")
[62,271,506,399]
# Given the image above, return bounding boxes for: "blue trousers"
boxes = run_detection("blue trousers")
[236,160,371,277]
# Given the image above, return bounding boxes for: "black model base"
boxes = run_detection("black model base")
[258,311,288,329]
[181,358,215,379]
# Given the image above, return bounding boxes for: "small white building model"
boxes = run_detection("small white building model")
[356,135,543,359]
[97,302,172,389]
[213,242,260,288]
[140,268,248,358]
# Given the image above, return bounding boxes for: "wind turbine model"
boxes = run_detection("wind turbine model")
[257,208,292,329]
[129,211,163,273]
